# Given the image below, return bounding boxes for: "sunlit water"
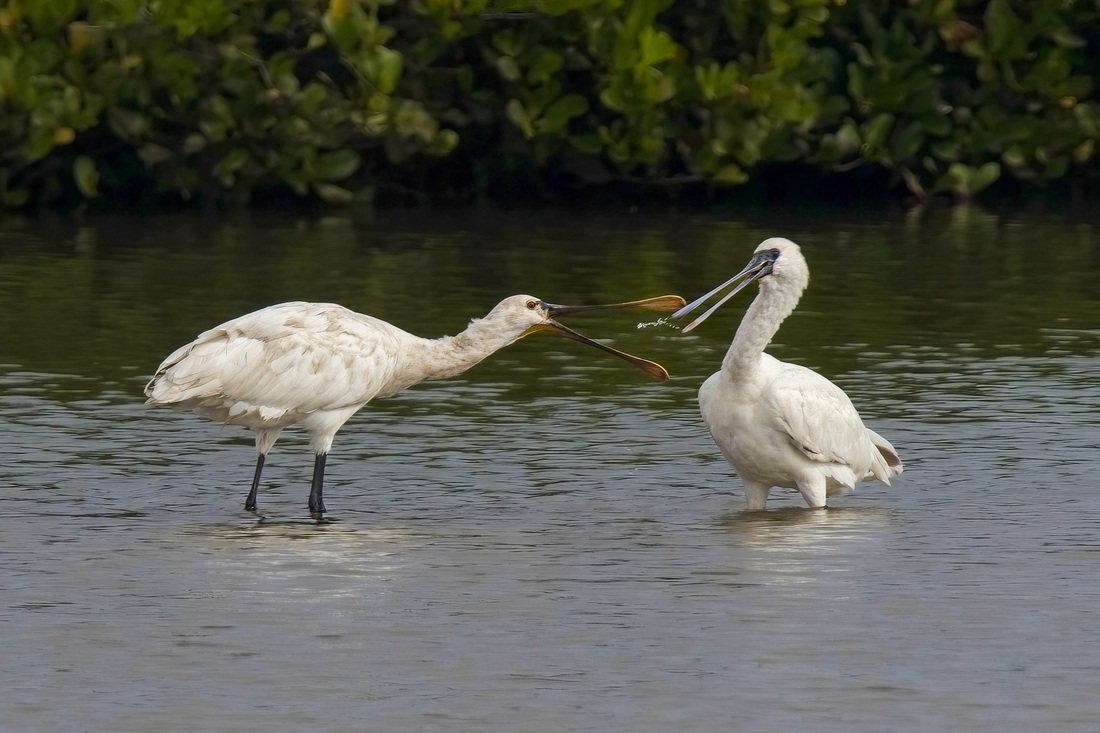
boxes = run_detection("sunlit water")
[3,208,1100,731]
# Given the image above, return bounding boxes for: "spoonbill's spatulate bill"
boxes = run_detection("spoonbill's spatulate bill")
[146,294,684,517]
[672,238,902,510]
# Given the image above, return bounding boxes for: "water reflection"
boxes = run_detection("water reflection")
[183,521,413,600]
[721,504,896,541]
[715,506,896,588]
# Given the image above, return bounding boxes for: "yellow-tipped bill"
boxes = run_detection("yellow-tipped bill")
[524,295,685,380]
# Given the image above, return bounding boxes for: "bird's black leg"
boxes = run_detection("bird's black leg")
[308,452,328,516]
[245,453,266,512]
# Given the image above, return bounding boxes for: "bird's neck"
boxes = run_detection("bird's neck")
[405,316,523,384]
[722,279,802,376]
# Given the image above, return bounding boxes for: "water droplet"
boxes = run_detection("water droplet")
[636,317,677,330]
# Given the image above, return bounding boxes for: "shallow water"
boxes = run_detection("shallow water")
[3,207,1100,731]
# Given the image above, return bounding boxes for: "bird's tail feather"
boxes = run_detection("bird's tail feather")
[866,428,903,480]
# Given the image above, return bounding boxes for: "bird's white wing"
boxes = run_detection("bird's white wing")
[146,302,407,418]
[762,360,885,485]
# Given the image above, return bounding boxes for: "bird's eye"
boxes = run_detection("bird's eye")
[526,300,538,310]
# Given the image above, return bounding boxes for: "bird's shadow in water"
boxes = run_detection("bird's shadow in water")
[256,512,341,528]
[720,503,896,526]
[178,511,349,543]
[182,516,423,560]
[716,503,897,552]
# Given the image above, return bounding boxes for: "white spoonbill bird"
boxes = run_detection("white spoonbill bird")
[672,238,902,510]
[145,294,684,516]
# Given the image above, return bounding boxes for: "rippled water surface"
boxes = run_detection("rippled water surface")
[3,208,1100,731]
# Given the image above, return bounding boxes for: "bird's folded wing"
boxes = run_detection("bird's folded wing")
[147,303,403,415]
[764,366,878,474]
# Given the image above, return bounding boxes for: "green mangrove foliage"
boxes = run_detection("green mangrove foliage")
[1,0,1097,208]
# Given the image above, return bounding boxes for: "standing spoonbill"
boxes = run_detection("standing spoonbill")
[672,238,902,510]
[146,294,684,516]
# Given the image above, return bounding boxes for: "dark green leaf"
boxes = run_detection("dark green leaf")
[315,149,360,181]
[313,182,355,204]
[73,155,99,197]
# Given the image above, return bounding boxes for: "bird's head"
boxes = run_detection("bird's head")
[671,237,808,333]
[486,294,685,380]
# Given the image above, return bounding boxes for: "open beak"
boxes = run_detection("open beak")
[671,253,773,333]
[524,295,685,380]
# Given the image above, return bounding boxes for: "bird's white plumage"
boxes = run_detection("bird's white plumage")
[145,294,677,515]
[146,298,563,452]
[148,303,410,436]
[681,238,902,510]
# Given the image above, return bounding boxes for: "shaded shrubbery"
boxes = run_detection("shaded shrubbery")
[2,0,1098,209]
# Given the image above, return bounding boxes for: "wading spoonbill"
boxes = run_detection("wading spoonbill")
[672,238,902,510]
[146,294,684,516]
